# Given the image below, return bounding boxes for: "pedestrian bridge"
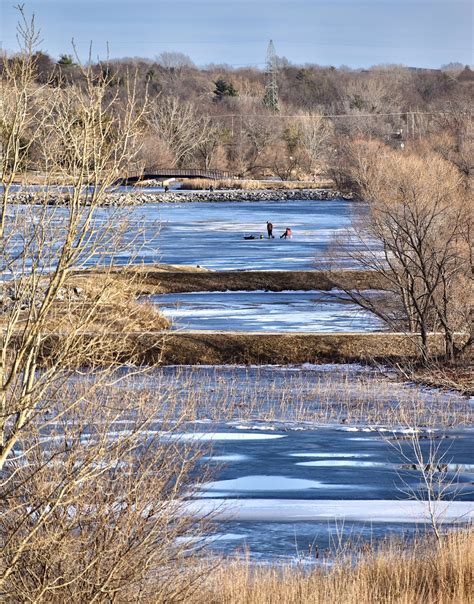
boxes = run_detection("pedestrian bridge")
[114,169,235,186]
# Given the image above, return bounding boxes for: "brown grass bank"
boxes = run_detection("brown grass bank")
[72,268,386,295]
[34,331,461,368]
[200,529,473,604]
[155,332,459,366]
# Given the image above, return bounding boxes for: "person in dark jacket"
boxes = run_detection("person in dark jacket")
[266,221,274,238]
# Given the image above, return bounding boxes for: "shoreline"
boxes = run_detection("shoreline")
[7,188,353,205]
[131,269,387,294]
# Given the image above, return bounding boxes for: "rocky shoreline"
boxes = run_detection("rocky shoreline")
[8,188,353,206]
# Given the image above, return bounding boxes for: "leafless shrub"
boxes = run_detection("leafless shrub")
[1,383,211,602]
[0,9,210,601]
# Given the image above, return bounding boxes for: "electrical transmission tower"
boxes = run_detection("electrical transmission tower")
[264,39,280,112]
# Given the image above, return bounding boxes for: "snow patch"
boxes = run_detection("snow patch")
[167,432,286,442]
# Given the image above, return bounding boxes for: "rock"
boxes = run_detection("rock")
[7,187,352,207]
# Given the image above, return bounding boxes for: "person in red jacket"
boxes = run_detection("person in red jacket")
[280,227,292,239]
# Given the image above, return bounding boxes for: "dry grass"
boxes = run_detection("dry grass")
[46,296,169,334]
[405,355,474,396]
[28,331,463,369]
[154,332,464,366]
[199,528,474,604]
[88,364,471,428]
[2,275,170,336]
[128,269,387,295]
[178,178,335,191]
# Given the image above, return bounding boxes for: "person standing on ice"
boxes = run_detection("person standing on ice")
[266,221,274,238]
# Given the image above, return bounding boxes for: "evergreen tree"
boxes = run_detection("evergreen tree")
[213,78,237,101]
[57,54,76,67]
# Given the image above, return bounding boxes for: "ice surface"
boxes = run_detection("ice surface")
[154,290,384,333]
[168,432,286,442]
[289,453,373,458]
[187,499,474,523]
[199,475,331,493]
[11,199,370,271]
[204,454,250,462]
[296,460,388,468]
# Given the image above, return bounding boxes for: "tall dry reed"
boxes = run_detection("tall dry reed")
[200,528,473,604]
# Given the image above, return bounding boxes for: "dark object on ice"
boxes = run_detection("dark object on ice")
[266,221,274,238]
[164,185,169,192]
[244,235,256,240]
[401,463,449,472]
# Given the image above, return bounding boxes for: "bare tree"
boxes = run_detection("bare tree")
[383,404,464,542]
[1,384,209,602]
[328,140,472,362]
[195,117,222,170]
[0,10,213,601]
[0,8,48,237]
[298,112,334,176]
[147,96,216,168]
[241,115,278,176]
[156,51,195,74]
[431,102,474,190]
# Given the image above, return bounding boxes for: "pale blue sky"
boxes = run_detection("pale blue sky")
[1,0,472,68]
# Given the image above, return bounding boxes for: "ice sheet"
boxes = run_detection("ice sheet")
[289,453,373,458]
[154,290,384,332]
[168,432,286,441]
[187,499,474,523]
[199,475,330,493]
[296,460,389,468]
[203,454,250,462]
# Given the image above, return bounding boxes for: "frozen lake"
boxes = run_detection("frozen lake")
[48,364,474,562]
[153,290,385,332]
[9,199,365,271]
[151,199,363,270]
[184,423,474,562]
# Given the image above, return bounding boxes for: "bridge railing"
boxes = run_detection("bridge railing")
[116,169,236,185]
[148,169,235,180]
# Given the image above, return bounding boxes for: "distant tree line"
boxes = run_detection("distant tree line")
[1,47,473,181]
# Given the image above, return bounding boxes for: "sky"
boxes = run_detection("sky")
[1,0,473,69]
